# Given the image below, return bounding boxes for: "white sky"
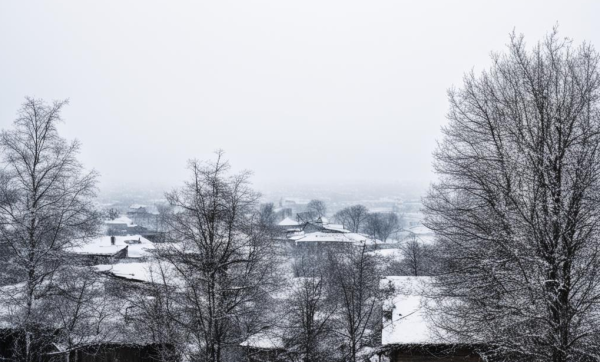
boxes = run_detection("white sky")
[1,1,598,191]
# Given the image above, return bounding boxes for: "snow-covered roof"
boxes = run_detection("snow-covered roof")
[68,235,155,258]
[407,225,433,235]
[105,216,135,226]
[129,204,146,209]
[295,232,379,245]
[278,217,300,226]
[316,216,329,224]
[287,231,306,241]
[320,223,350,233]
[368,248,403,258]
[240,328,285,350]
[94,262,158,283]
[94,261,183,287]
[381,276,450,345]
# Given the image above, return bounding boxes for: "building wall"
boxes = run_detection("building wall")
[390,347,482,362]
[70,344,177,362]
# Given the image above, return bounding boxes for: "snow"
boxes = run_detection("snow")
[381,276,446,345]
[94,262,155,283]
[414,234,435,245]
[68,235,155,258]
[240,329,284,349]
[316,216,329,224]
[407,225,433,235]
[403,224,436,245]
[368,248,403,258]
[287,232,306,241]
[278,217,300,226]
[105,216,135,226]
[320,224,350,233]
[296,232,367,244]
[94,261,183,287]
[295,232,382,245]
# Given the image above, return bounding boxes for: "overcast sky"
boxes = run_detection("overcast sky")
[1,1,599,191]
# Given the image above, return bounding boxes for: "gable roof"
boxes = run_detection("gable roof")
[278,217,300,226]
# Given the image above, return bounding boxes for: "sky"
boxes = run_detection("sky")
[1,1,599,192]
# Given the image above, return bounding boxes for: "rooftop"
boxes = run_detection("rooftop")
[295,231,379,245]
[68,235,155,258]
[278,217,300,226]
[381,276,452,345]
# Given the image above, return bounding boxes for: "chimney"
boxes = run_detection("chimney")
[110,236,116,245]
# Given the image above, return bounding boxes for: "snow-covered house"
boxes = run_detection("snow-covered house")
[93,261,167,284]
[295,232,379,248]
[239,328,286,362]
[104,215,135,233]
[67,235,155,266]
[127,204,148,216]
[104,215,151,236]
[301,217,350,234]
[378,276,483,361]
[278,217,301,230]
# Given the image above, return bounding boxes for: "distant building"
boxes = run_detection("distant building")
[105,215,135,233]
[105,215,151,237]
[295,231,379,248]
[127,204,148,216]
[274,207,293,220]
[301,217,349,234]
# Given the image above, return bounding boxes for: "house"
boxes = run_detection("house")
[301,217,350,234]
[0,280,176,362]
[378,276,483,362]
[127,204,148,216]
[104,215,150,236]
[294,231,379,249]
[104,215,136,233]
[67,235,155,266]
[240,328,286,362]
[277,217,302,231]
[66,343,176,362]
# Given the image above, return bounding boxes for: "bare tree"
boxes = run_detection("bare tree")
[424,30,600,362]
[259,202,278,227]
[44,267,120,362]
[103,207,120,221]
[306,200,327,220]
[117,262,183,362]
[284,255,337,362]
[325,245,384,362]
[0,98,100,361]
[152,202,173,242]
[157,151,279,362]
[398,235,433,277]
[363,212,401,242]
[333,205,368,233]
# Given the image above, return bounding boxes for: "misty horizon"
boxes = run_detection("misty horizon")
[2,1,598,192]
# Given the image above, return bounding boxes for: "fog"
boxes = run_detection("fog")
[1,0,598,192]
